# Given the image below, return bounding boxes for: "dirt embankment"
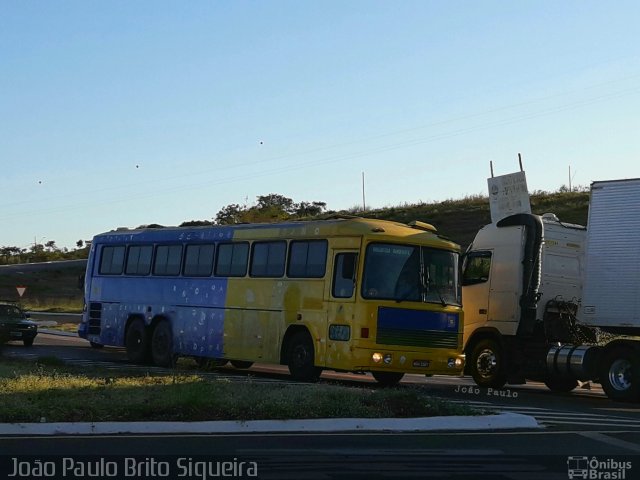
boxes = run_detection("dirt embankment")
[0,260,86,310]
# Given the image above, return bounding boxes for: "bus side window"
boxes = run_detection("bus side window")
[250,241,287,277]
[184,244,215,277]
[99,246,126,275]
[154,245,183,276]
[332,253,357,298]
[288,240,328,278]
[216,243,249,277]
[125,245,153,276]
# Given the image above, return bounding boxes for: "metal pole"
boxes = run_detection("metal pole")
[362,172,366,212]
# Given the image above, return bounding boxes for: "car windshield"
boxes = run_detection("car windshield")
[361,243,460,305]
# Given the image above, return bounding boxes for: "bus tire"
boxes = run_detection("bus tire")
[230,360,253,369]
[371,371,404,387]
[468,338,507,389]
[151,320,177,368]
[287,331,322,382]
[599,346,640,403]
[125,318,150,364]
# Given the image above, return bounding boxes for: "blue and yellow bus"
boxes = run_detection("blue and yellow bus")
[78,217,464,385]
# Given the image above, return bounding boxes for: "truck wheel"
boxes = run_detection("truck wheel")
[468,338,507,389]
[599,346,639,402]
[372,371,405,387]
[544,375,578,393]
[125,318,149,364]
[151,320,177,368]
[287,331,322,382]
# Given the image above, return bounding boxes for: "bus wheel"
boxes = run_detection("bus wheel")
[468,338,507,389]
[125,319,149,364]
[151,320,177,368]
[372,371,404,387]
[599,346,639,402]
[230,360,253,369]
[287,331,322,382]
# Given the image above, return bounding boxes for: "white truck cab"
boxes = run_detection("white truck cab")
[461,176,640,402]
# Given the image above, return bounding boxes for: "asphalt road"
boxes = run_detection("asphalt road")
[3,332,640,432]
[1,428,639,479]
[2,332,640,479]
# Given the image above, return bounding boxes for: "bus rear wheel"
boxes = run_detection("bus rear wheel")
[371,371,404,387]
[287,331,322,382]
[125,318,149,364]
[151,320,177,368]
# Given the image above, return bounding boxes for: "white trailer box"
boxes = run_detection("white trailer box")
[580,179,640,328]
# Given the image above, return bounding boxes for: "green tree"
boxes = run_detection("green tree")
[180,220,214,227]
[215,204,247,225]
[294,201,327,217]
[215,195,329,225]
[256,194,295,214]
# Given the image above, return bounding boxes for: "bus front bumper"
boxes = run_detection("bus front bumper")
[352,347,465,376]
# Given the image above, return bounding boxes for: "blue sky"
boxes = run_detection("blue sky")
[2,1,639,249]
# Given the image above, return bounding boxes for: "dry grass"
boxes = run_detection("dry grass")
[0,360,479,423]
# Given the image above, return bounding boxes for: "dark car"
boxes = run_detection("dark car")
[0,301,38,347]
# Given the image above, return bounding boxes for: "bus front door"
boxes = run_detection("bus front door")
[325,249,359,371]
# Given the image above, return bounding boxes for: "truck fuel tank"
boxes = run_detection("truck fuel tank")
[546,344,601,381]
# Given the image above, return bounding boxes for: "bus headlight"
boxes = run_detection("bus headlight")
[372,352,383,363]
[448,357,464,368]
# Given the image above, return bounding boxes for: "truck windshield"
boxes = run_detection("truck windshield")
[362,243,460,305]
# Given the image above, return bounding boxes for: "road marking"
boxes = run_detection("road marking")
[578,431,640,453]
[450,400,640,430]
[238,448,506,455]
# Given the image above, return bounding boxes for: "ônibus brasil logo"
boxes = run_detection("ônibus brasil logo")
[567,456,632,479]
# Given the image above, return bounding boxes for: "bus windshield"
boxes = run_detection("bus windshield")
[362,243,459,305]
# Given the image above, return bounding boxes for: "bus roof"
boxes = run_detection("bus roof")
[93,217,459,251]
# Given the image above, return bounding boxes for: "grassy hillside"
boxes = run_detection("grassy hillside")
[0,261,85,311]
[0,190,590,310]
[366,189,589,250]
